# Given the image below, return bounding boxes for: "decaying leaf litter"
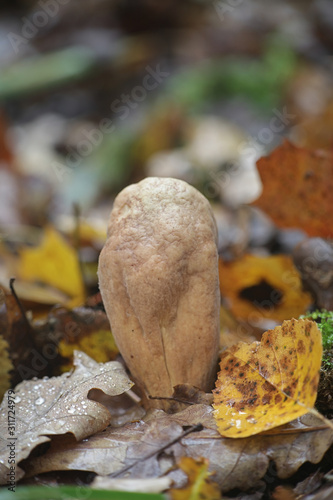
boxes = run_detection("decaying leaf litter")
[0,351,133,483]
[1,1,333,499]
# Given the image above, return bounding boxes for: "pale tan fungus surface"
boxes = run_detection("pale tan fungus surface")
[98,177,220,407]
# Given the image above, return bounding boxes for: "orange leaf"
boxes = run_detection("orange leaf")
[170,457,221,500]
[219,254,312,324]
[295,98,333,151]
[253,140,333,237]
[213,318,322,438]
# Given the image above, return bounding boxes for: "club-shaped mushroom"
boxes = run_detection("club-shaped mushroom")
[98,177,220,408]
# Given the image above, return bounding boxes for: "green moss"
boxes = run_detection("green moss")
[301,310,333,369]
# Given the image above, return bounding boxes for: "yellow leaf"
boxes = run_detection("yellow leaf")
[18,226,85,308]
[219,254,312,324]
[170,457,221,500]
[59,329,119,372]
[213,318,322,438]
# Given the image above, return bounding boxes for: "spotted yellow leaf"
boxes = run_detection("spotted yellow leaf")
[213,318,322,437]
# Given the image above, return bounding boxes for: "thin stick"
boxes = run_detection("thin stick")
[9,277,31,331]
[110,423,203,478]
[149,395,195,405]
[73,203,87,300]
[126,389,142,404]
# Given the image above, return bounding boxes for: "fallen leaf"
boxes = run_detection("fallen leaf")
[0,288,114,388]
[294,469,323,496]
[0,351,133,484]
[20,405,216,481]
[17,226,85,308]
[59,328,118,370]
[22,407,333,493]
[31,303,118,375]
[299,486,333,500]
[169,457,221,500]
[23,412,186,479]
[7,281,70,306]
[271,486,297,500]
[0,335,12,400]
[0,287,47,387]
[171,385,214,406]
[253,140,333,238]
[219,255,312,324]
[46,305,119,371]
[149,385,214,414]
[213,318,322,437]
[181,412,333,489]
[166,403,217,431]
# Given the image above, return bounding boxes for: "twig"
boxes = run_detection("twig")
[73,203,87,300]
[149,395,195,405]
[126,389,142,404]
[109,423,203,478]
[9,277,31,331]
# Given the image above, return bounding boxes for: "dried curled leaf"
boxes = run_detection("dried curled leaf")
[170,457,221,500]
[31,302,118,375]
[0,287,43,387]
[219,254,312,324]
[213,319,322,437]
[0,351,133,484]
[253,140,333,238]
[51,304,119,371]
[23,407,333,493]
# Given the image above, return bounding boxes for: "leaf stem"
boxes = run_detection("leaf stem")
[110,423,203,478]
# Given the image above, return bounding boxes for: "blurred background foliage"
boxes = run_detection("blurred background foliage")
[0,0,332,303]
